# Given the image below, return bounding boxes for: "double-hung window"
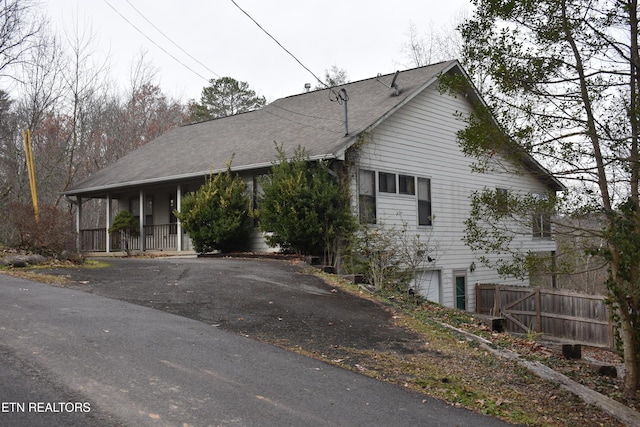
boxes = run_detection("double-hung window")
[359,169,376,224]
[532,193,552,238]
[418,177,432,226]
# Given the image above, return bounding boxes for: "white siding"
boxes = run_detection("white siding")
[353,85,558,311]
[414,270,441,303]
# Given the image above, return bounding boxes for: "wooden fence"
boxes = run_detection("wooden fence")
[476,284,614,348]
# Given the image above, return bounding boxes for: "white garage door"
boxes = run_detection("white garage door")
[413,270,441,303]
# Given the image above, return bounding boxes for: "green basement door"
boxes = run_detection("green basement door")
[455,273,466,310]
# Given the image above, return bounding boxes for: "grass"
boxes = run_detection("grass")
[309,270,626,427]
[0,258,108,286]
[0,267,71,286]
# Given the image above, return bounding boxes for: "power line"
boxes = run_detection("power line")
[103,0,211,83]
[270,103,344,123]
[229,0,328,89]
[123,0,220,79]
[262,107,342,135]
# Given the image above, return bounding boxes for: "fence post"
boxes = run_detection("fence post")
[536,288,542,333]
[493,285,501,317]
[608,312,615,348]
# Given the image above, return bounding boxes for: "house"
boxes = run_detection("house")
[63,60,565,311]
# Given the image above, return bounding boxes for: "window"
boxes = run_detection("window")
[359,169,376,223]
[129,197,139,218]
[399,175,415,195]
[418,177,432,226]
[532,213,551,238]
[532,193,552,238]
[496,188,508,215]
[378,172,396,193]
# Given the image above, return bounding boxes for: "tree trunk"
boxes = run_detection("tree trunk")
[617,302,639,398]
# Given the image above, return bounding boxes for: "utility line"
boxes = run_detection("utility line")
[262,107,342,135]
[270,103,344,123]
[229,0,328,89]
[103,0,211,83]
[123,0,220,79]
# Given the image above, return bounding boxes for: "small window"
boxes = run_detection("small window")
[532,193,552,238]
[378,172,396,193]
[418,177,432,226]
[129,198,140,217]
[496,188,508,214]
[533,215,551,238]
[359,169,376,224]
[399,175,415,195]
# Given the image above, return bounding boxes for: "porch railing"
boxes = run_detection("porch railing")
[80,224,179,252]
[80,228,107,252]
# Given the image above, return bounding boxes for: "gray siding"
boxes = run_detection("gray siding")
[354,85,557,310]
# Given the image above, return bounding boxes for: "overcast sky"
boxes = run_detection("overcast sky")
[43,0,472,102]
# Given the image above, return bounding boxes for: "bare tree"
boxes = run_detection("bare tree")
[58,17,111,196]
[0,0,45,207]
[16,31,65,130]
[120,52,185,155]
[400,13,467,68]
[10,31,68,206]
[127,49,159,99]
[0,0,42,80]
[0,89,20,200]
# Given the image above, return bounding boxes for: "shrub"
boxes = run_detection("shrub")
[2,201,77,258]
[109,210,139,255]
[176,162,252,253]
[344,220,437,295]
[257,144,356,265]
[345,223,409,294]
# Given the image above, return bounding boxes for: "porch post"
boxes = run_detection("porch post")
[105,194,111,253]
[139,190,145,252]
[75,196,82,253]
[176,185,182,252]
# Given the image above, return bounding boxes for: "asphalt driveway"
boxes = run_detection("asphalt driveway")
[41,256,425,355]
[0,270,514,426]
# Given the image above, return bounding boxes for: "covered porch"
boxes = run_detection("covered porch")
[70,173,271,254]
[72,182,198,254]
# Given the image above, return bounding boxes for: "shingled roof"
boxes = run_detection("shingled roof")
[64,61,459,196]
[65,60,564,196]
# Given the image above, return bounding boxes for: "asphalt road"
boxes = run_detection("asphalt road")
[0,265,515,426]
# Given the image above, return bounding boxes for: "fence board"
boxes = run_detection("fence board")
[476,284,614,348]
